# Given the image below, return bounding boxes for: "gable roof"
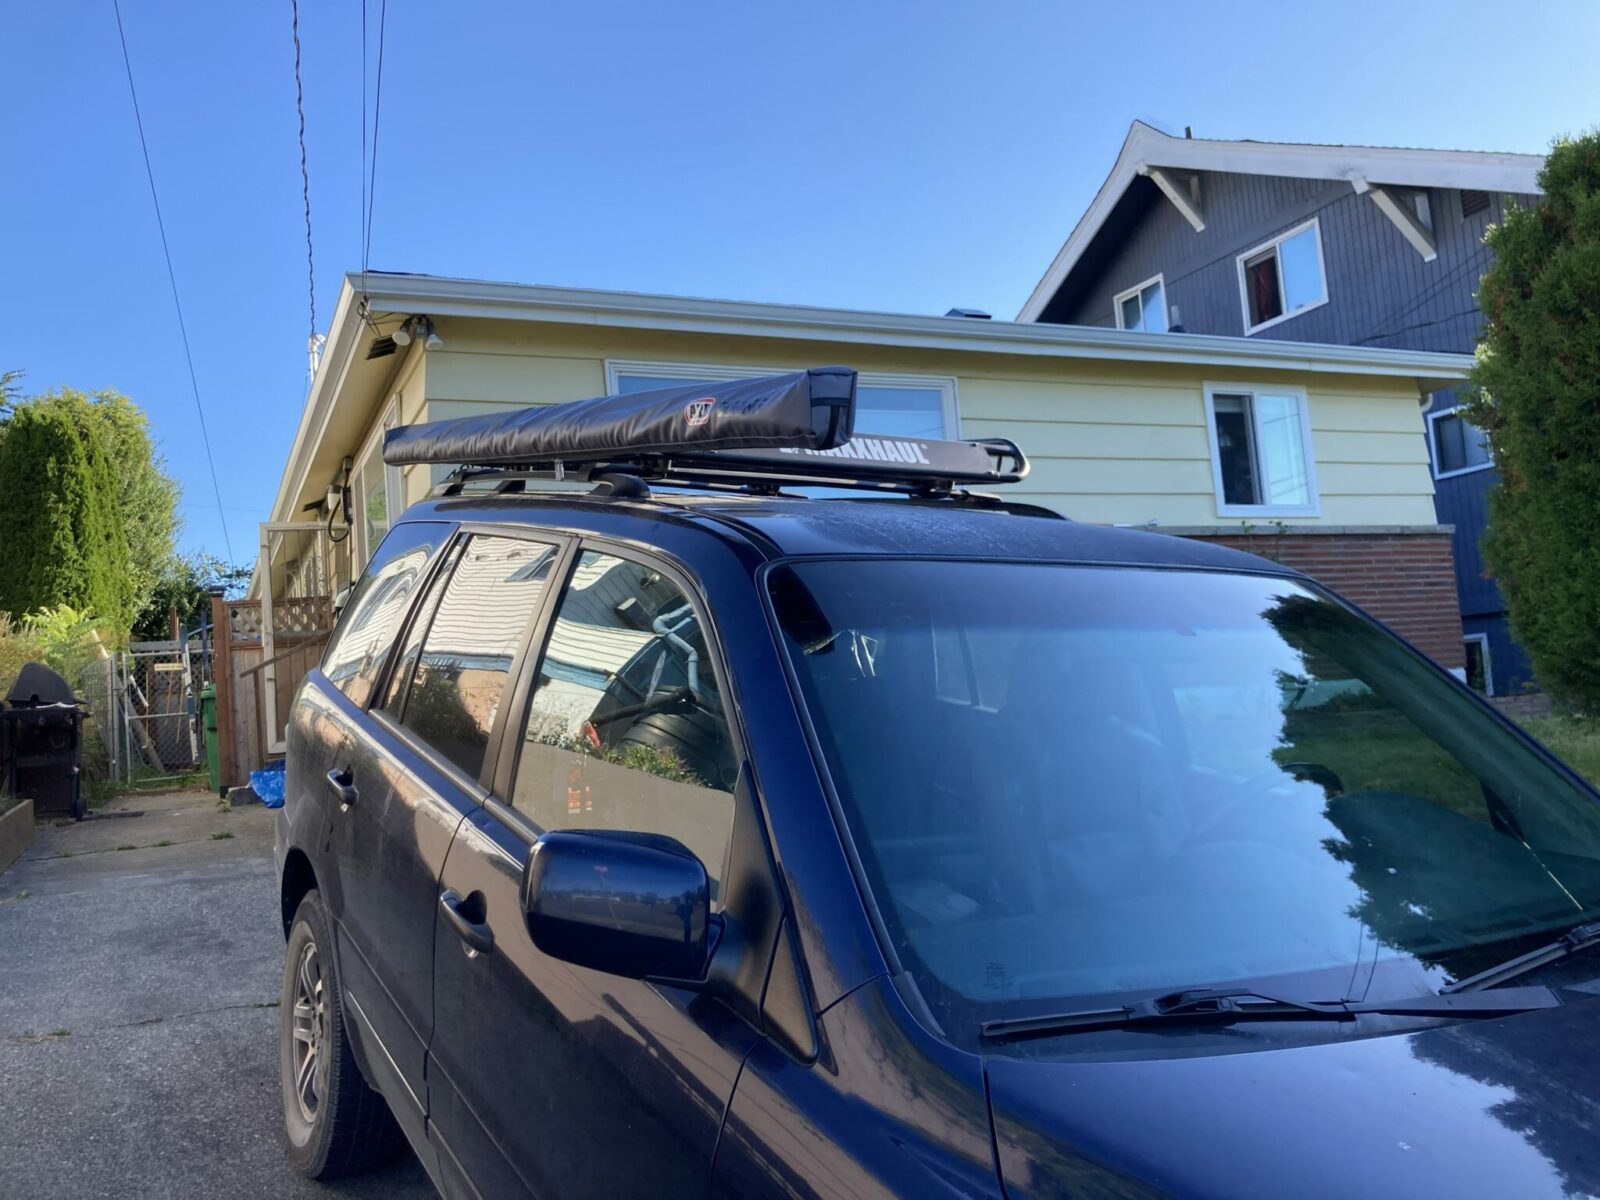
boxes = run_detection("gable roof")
[1017,121,1546,322]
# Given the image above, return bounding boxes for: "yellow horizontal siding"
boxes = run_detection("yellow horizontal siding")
[1312,429,1431,465]
[1318,461,1437,496]
[412,325,1441,530]
[1022,459,1216,495]
[962,421,1210,461]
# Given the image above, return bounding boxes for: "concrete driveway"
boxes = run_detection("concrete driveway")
[0,791,433,1200]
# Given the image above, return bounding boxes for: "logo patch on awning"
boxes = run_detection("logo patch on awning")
[684,398,716,426]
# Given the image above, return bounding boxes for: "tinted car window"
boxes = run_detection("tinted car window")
[377,537,463,718]
[769,560,1600,1047]
[321,522,447,708]
[396,534,557,779]
[511,551,738,896]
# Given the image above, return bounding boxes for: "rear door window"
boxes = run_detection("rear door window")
[321,522,449,708]
[392,534,559,779]
[509,550,739,895]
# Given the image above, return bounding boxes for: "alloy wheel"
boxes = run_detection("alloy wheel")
[289,939,328,1125]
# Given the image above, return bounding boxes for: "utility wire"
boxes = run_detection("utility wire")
[361,0,388,291]
[1355,243,1491,347]
[359,0,367,298]
[290,0,316,346]
[1356,309,1482,347]
[111,0,235,562]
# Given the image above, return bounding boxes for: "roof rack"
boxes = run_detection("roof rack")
[431,435,1029,500]
[386,367,1031,501]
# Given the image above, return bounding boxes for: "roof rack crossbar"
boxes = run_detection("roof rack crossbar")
[431,436,1029,501]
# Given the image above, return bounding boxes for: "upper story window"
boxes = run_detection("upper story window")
[1204,383,1319,517]
[607,361,957,440]
[1430,406,1493,479]
[1114,275,1168,333]
[1237,219,1328,334]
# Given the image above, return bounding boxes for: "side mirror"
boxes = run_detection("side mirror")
[522,829,712,982]
[332,582,355,617]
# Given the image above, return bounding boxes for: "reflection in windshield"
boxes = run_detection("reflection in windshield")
[768,562,1600,1046]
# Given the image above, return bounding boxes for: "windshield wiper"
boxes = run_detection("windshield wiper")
[979,985,1561,1041]
[1441,920,1600,994]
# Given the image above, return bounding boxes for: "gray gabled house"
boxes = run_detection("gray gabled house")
[1020,122,1544,693]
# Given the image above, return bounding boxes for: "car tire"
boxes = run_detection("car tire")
[280,889,405,1179]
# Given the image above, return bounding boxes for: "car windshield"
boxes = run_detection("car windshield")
[767,560,1600,1044]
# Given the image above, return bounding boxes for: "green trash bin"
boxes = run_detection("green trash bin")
[200,682,222,795]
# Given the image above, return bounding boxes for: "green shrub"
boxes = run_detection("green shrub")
[1466,131,1600,711]
[0,405,134,633]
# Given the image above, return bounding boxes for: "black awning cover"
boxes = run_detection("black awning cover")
[384,367,856,468]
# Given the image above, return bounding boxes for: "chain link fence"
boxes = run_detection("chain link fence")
[75,639,216,790]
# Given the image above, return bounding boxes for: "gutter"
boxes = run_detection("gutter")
[267,271,1474,531]
[357,273,1473,381]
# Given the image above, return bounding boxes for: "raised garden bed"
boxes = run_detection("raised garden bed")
[0,796,35,875]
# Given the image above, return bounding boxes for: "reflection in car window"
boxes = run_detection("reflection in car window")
[511,551,737,897]
[321,523,447,709]
[396,535,556,779]
[769,560,1600,1045]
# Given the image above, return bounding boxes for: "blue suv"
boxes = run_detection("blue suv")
[277,370,1600,1198]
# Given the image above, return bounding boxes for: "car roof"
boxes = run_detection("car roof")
[400,488,1293,576]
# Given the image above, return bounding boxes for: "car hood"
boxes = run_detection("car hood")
[986,997,1600,1200]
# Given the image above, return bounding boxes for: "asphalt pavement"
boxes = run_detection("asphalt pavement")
[0,790,433,1199]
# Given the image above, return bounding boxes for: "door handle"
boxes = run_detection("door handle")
[325,767,357,810]
[440,889,495,956]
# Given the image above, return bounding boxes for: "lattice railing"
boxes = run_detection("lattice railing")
[227,601,263,642]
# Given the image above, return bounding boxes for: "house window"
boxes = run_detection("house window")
[1430,406,1493,479]
[1236,219,1328,334]
[1114,275,1168,333]
[607,361,957,439]
[352,401,400,564]
[1204,384,1319,516]
[1464,633,1494,696]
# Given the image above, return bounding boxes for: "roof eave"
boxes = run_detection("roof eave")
[1016,123,1545,322]
[267,271,1473,525]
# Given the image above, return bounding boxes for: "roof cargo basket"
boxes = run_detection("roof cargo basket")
[386,367,1029,499]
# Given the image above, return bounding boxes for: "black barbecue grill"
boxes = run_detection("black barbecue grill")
[2,662,87,820]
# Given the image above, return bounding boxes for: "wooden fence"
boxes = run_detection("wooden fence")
[210,595,332,788]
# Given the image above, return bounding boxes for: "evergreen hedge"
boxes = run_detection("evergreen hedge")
[1467,132,1600,709]
[0,404,134,632]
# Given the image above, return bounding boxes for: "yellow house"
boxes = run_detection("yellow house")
[233,270,1470,772]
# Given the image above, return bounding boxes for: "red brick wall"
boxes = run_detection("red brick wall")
[1181,530,1465,671]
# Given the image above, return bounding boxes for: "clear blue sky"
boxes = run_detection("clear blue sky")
[4,1,1596,560]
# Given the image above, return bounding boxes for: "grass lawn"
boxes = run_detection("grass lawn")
[1519,715,1600,788]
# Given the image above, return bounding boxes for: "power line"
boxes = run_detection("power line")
[1356,309,1482,347]
[290,0,316,344]
[361,0,388,292]
[111,0,235,562]
[360,0,367,296]
[1354,243,1491,347]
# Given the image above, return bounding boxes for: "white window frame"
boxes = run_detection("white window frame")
[1203,382,1321,518]
[1463,632,1494,696]
[1235,218,1330,335]
[1428,403,1494,480]
[1113,273,1168,333]
[604,359,960,438]
[352,399,401,564]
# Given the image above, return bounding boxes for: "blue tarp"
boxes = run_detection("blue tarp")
[250,761,286,809]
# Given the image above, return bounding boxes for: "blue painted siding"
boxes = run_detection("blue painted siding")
[1049,173,1539,694]
[1058,174,1532,354]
